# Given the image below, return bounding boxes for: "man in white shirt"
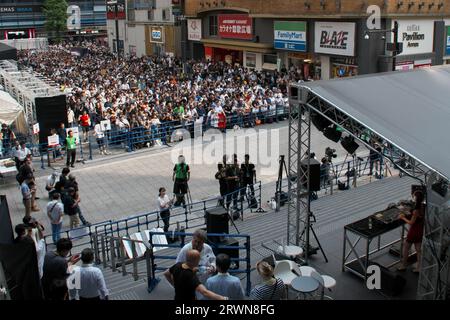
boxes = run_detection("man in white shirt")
[46,171,59,198]
[94,122,109,155]
[67,108,75,127]
[47,193,64,244]
[17,141,31,165]
[176,229,216,283]
[69,248,109,300]
[157,187,173,233]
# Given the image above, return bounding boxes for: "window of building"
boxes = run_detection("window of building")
[128,8,135,21]
[263,54,277,65]
[148,9,154,20]
[162,8,170,21]
[209,15,218,36]
[246,52,257,69]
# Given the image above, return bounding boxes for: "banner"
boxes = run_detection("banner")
[274,21,307,52]
[314,22,355,56]
[47,135,60,147]
[188,19,202,41]
[219,14,253,40]
[107,0,125,20]
[32,123,40,135]
[447,26,450,56]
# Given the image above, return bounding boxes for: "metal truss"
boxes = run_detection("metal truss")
[288,83,449,300]
[0,60,61,134]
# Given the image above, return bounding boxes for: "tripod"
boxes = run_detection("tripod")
[275,155,289,212]
[298,210,328,263]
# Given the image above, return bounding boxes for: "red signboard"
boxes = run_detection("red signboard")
[218,14,253,40]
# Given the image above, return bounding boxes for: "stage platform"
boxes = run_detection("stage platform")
[101,175,419,300]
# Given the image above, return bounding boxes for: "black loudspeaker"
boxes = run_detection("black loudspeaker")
[323,125,342,142]
[206,206,229,243]
[35,95,67,145]
[212,238,240,269]
[311,113,331,132]
[372,262,406,296]
[300,158,321,191]
[341,136,359,154]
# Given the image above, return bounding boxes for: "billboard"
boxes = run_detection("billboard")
[314,22,355,57]
[218,14,253,40]
[274,21,307,52]
[188,19,202,41]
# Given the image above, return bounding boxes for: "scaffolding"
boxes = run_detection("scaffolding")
[289,83,449,300]
[0,59,62,136]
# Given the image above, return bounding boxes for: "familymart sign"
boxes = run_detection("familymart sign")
[274,21,307,52]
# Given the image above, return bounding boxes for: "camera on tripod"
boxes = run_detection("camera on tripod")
[325,147,337,162]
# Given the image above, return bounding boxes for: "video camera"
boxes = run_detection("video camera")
[325,147,337,162]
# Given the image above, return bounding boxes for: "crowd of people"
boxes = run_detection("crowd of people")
[15,41,302,150]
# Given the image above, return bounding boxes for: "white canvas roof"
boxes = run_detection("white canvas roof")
[300,65,450,180]
[0,89,23,125]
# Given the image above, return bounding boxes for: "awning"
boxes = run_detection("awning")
[201,39,274,54]
[300,65,450,180]
[0,90,23,125]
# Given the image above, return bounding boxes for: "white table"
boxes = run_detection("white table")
[0,159,17,183]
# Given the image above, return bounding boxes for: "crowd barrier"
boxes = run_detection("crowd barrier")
[43,182,264,251]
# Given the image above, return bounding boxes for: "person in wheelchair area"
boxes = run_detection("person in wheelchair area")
[173,155,190,207]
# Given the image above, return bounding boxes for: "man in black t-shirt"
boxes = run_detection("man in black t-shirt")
[241,154,256,196]
[164,250,227,301]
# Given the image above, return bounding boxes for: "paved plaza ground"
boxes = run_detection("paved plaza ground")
[2,121,369,234]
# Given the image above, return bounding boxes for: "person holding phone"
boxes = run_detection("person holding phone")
[157,187,174,233]
[42,238,80,300]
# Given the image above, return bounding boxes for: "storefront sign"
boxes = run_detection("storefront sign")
[314,22,355,57]
[150,27,163,43]
[188,19,202,41]
[107,0,125,20]
[394,20,434,56]
[218,14,252,40]
[446,26,450,56]
[274,21,307,52]
[395,61,414,71]
[0,5,42,13]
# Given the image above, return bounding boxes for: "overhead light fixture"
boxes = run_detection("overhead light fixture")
[408,1,415,9]
[320,0,326,10]
[418,1,425,9]
[397,0,404,9]
[311,112,332,132]
[429,2,435,9]
[438,2,444,9]
[341,136,359,154]
[323,125,342,143]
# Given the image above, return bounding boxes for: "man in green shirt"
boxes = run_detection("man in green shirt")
[173,155,190,206]
[66,130,77,168]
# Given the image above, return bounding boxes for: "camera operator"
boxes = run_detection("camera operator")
[173,155,190,207]
[215,163,227,206]
[21,217,46,279]
[320,157,331,189]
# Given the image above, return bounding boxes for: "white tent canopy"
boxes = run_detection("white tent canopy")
[301,65,450,181]
[0,89,27,133]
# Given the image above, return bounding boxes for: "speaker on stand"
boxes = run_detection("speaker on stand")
[206,206,229,244]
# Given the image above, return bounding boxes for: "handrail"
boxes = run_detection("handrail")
[43,182,263,250]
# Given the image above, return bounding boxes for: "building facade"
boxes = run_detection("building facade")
[184,0,450,78]
[0,0,107,40]
[108,0,182,57]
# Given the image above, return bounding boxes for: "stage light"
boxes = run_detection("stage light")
[311,112,331,132]
[323,125,342,142]
[341,136,359,154]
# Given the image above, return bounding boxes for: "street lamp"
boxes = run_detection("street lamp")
[364,21,402,72]
[107,0,120,57]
